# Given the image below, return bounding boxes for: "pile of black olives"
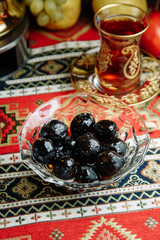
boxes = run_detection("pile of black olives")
[32,113,128,183]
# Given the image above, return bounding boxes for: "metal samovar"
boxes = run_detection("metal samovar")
[0,0,29,78]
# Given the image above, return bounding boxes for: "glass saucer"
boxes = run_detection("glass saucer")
[70,47,160,106]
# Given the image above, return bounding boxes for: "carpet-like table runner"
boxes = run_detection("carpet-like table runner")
[0,20,160,239]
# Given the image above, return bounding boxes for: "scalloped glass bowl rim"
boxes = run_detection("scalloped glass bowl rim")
[18,92,150,191]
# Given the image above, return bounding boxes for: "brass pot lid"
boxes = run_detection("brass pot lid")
[0,0,25,38]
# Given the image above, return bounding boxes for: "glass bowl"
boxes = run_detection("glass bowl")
[18,92,150,192]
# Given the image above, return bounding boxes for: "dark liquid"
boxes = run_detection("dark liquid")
[100,18,145,35]
[96,17,145,96]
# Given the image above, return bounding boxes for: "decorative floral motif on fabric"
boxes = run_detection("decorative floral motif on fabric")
[50,228,64,240]
[145,216,158,230]
[12,177,37,199]
[141,161,160,182]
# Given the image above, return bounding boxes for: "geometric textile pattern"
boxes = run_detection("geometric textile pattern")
[145,216,158,230]
[0,39,160,240]
[81,216,141,240]
[0,104,28,146]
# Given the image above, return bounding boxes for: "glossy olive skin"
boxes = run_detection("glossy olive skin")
[101,137,127,157]
[32,138,55,164]
[75,165,99,183]
[54,142,65,160]
[39,119,68,142]
[32,113,128,183]
[96,151,124,178]
[63,135,76,156]
[70,112,95,138]
[74,132,101,165]
[93,120,118,141]
[52,155,77,180]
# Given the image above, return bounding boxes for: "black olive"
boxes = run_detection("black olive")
[52,155,77,180]
[31,115,126,184]
[93,119,118,141]
[74,132,101,165]
[39,119,68,142]
[63,135,76,156]
[75,165,99,183]
[109,137,128,156]
[101,137,128,157]
[96,151,124,178]
[70,112,95,138]
[54,143,65,160]
[32,138,55,164]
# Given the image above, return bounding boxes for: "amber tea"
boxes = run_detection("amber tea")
[94,4,149,96]
[95,17,145,95]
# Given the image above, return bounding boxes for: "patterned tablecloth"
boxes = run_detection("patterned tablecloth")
[0,15,160,240]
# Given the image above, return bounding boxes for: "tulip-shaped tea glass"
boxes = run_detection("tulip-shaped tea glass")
[94,3,149,96]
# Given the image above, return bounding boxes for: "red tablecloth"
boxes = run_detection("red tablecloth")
[0,14,160,240]
[29,16,99,48]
